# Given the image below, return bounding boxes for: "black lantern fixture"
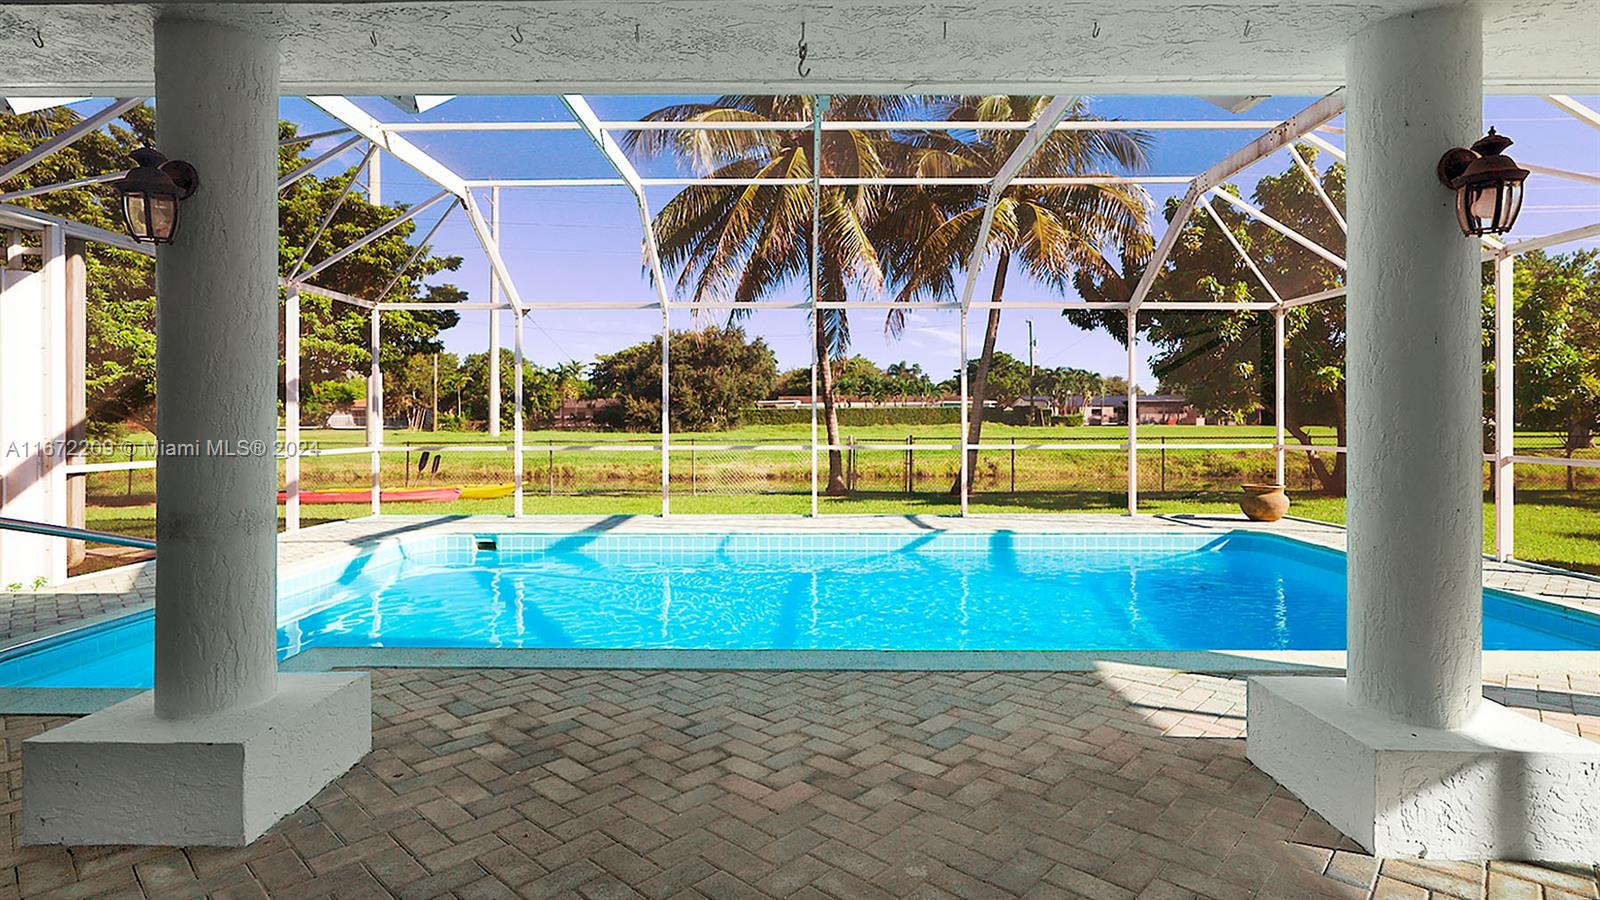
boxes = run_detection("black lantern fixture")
[113,147,199,245]
[1436,128,1529,237]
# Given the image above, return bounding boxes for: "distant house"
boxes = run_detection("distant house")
[555,398,617,428]
[1079,394,1209,426]
[322,409,421,429]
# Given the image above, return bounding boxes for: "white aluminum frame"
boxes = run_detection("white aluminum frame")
[3,91,1595,558]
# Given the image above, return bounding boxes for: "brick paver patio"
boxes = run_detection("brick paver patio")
[2,665,1596,899]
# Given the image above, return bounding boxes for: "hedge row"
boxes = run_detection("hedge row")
[742,407,963,426]
[741,407,1084,427]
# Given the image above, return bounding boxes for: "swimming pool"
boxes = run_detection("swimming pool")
[4,531,1599,690]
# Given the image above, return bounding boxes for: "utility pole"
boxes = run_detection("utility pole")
[1027,319,1038,424]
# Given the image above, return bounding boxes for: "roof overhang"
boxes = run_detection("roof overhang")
[0,1,1595,96]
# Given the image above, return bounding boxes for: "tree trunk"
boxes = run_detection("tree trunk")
[952,251,1010,493]
[1567,414,1593,491]
[816,315,848,496]
[1284,413,1346,496]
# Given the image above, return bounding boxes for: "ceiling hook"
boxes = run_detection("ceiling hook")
[1243,19,1252,37]
[511,24,524,44]
[369,30,378,47]
[634,23,641,44]
[1091,21,1100,38]
[31,28,43,49]
[797,22,811,78]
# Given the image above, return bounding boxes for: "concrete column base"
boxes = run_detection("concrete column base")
[21,673,370,847]
[1247,676,1600,861]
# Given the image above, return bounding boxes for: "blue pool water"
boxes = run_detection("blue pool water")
[3,531,1599,690]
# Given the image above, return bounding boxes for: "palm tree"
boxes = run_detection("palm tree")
[622,96,913,495]
[875,96,1154,490]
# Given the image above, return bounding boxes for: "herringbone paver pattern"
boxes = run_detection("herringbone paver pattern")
[1,666,1596,899]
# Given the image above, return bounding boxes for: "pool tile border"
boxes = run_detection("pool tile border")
[1,513,1598,713]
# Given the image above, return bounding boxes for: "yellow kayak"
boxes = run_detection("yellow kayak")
[457,483,517,500]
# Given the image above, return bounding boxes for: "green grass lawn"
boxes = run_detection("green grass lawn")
[82,488,1599,575]
[78,423,1598,576]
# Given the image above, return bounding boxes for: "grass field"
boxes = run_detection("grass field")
[77,424,1599,576]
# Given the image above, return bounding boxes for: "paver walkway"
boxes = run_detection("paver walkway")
[2,665,1596,899]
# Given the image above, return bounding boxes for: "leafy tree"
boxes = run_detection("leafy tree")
[884,361,937,404]
[590,326,777,432]
[875,96,1153,489]
[0,104,466,431]
[624,96,916,493]
[1038,367,1105,415]
[1100,375,1138,398]
[1071,145,1348,492]
[943,351,1032,406]
[457,350,510,429]
[771,367,811,398]
[833,356,885,399]
[301,376,364,425]
[456,350,589,429]
[1487,250,1600,479]
[278,122,464,394]
[524,361,590,426]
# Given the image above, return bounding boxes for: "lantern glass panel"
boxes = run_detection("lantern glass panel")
[1468,183,1499,220]
[149,195,178,242]
[122,194,151,241]
[1499,180,1524,231]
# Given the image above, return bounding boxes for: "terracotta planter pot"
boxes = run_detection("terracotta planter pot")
[1239,483,1290,522]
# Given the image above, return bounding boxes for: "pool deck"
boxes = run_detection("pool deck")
[0,514,1597,897]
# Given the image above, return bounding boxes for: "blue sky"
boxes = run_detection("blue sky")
[278,94,1600,388]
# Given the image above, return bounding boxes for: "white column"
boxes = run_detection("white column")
[1251,12,1600,856]
[23,23,370,845]
[368,308,382,514]
[1493,253,1515,560]
[1345,5,1484,730]
[152,17,280,718]
[487,187,501,436]
[284,286,301,532]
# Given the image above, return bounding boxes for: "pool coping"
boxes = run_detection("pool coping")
[3,513,1598,713]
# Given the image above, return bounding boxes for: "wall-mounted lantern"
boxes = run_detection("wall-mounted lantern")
[113,147,199,244]
[1436,128,1529,237]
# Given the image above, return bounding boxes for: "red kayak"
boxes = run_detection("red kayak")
[276,487,463,505]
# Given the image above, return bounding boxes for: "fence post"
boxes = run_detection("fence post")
[547,440,554,496]
[691,437,697,496]
[847,436,855,492]
[1010,437,1016,494]
[1160,436,1166,493]
[906,434,914,496]
[126,445,135,495]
